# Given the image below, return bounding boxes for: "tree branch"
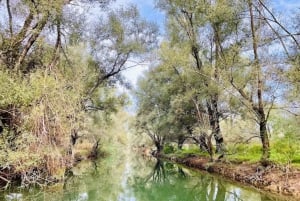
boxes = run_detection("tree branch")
[257,0,300,48]
[88,51,131,96]
[48,20,62,71]
[6,0,13,37]
[14,12,49,71]
[13,11,34,47]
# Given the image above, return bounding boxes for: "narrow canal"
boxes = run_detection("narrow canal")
[1,153,287,201]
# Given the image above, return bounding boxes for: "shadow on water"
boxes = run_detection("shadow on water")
[0,155,289,201]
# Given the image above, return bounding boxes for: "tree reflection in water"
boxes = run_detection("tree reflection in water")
[143,159,166,183]
[131,159,283,201]
[0,156,289,201]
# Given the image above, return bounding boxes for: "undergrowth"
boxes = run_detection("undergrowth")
[163,139,300,168]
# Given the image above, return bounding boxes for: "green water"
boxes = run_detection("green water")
[1,154,288,201]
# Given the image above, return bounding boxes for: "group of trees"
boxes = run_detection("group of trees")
[0,0,157,186]
[135,0,299,164]
[0,0,298,188]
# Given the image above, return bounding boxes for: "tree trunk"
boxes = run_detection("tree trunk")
[70,129,79,146]
[177,136,185,150]
[14,13,49,71]
[248,0,271,163]
[209,23,226,156]
[155,140,164,154]
[207,99,225,155]
[198,133,209,152]
[258,110,270,164]
[0,119,3,134]
[192,132,213,160]
[89,139,100,159]
[156,143,163,153]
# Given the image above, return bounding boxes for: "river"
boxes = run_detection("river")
[0,153,287,201]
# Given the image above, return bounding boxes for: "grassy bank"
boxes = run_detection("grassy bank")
[163,139,300,168]
[159,141,300,200]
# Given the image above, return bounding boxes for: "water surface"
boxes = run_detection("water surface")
[1,154,287,201]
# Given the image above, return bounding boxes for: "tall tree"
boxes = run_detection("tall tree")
[221,0,299,163]
[156,0,242,156]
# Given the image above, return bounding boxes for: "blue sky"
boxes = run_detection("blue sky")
[113,0,165,32]
[274,0,300,10]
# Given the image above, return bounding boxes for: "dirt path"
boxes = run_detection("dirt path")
[160,154,300,200]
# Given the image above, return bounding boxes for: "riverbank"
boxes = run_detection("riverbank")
[159,154,300,200]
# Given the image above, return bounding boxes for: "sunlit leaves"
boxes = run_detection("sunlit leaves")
[0,70,34,107]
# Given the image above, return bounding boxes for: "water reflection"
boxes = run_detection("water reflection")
[131,159,235,201]
[0,155,288,201]
[129,157,286,201]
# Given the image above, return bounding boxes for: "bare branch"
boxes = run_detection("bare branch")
[88,51,131,96]
[271,107,300,116]
[265,95,276,121]
[6,0,13,37]
[257,0,300,48]
[252,4,290,57]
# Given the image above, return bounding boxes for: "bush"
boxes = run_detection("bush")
[227,143,262,162]
[0,66,89,186]
[0,46,128,187]
[163,143,176,154]
[271,135,300,166]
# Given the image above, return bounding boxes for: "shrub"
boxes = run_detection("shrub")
[272,135,300,166]
[163,143,176,154]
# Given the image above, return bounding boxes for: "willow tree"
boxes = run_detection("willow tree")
[135,62,201,152]
[0,0,158,186]
[157,42,214,154]
[213,0,300,164]
[156,0,242,156]
[0,1,158,137]
[135,66,174,153]
[215,0,300,163]
[135,45,214,154]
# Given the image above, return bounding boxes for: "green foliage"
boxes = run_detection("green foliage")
[206,0,240,25]
[135,41,212,148]
[225,141,300,166]
[227,144,262,163]
[271,136,300,166]
[163,143,176,154]
[270,112,300,141]
[0,42,130,185]
[0,71,34,107]
[287,54,300,96]
[170,146,210,158]
[90,4,158,87]
[161,140,300,167]
[0,0,159,188]
[0,67,80,177]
